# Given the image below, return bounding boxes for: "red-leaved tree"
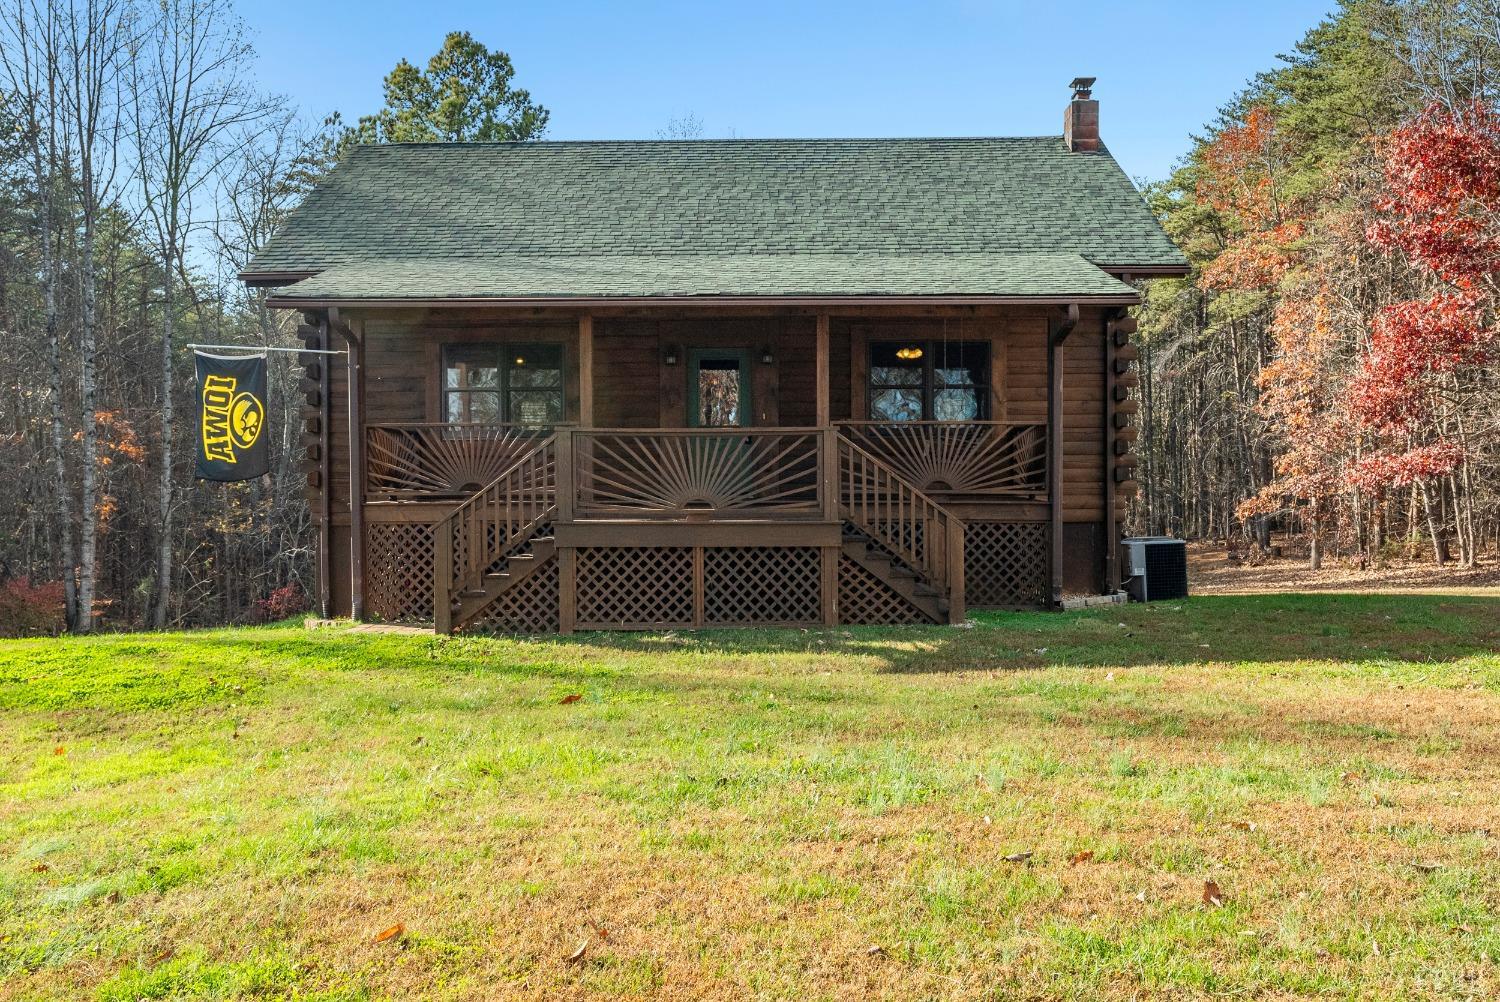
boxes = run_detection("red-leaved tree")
[1356,100,1499,564]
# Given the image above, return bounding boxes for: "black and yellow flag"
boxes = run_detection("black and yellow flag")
[194,351,269,481]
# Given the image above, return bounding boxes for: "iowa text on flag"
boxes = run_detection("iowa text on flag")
[194,351,269,481]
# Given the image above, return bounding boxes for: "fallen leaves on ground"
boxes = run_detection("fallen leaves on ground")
[374,924,404,943]
[1203,880,1225,907]
[1069,850,1095,866]
[1003,851,1033,863]
[559,693,583,705]
[565,941,588,965]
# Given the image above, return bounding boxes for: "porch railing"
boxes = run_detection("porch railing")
[570,428,824,519]
[836,430,964,622]
[835,421,1047,498]
[366,423,556,498]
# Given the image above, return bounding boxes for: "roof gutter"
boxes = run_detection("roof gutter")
[1098,263,1190,278]
[263,292,1142,310]
[241,270,316,288]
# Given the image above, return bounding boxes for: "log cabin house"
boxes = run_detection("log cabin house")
[241,80,1186,633]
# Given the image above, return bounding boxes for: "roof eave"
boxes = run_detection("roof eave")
[241,269,317,288]
[263,292,1143,310]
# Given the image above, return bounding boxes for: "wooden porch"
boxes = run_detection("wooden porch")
[357,420,1051,632]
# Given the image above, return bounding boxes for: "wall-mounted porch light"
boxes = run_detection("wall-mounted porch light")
[664,345,679,366]
[760,345,774,365]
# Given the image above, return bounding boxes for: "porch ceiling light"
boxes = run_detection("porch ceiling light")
[896,345,923,361]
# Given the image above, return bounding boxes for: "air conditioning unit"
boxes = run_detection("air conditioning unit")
[1121,537,1188,601]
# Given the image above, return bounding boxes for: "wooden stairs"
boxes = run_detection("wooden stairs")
[448,536,556,631]
[840,534,948,623]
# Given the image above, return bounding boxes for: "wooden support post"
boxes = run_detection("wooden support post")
[821,425,840,522]
[558,546,576,634]
[577,314,594,427]
[433,527,452,635]
[331,307,366,622]
[946,519,966,625]
[820,545,838,626]
[821,424,841,626]
[1047,304,1079,608]
[555,427,575,523]
[815,313,830,428]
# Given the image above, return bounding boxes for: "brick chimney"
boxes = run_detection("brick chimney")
[1064,77,1099,152]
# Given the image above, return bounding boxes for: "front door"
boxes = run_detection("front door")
[687,349,751,428]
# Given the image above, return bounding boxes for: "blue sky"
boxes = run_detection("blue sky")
[243,1,1335,183]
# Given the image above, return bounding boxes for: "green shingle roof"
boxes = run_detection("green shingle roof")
[273,253,1137,301]
[249,138,1185,302]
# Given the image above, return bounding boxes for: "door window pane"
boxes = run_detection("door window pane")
[697,359,742,427]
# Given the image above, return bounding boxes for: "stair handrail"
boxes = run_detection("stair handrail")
[835,429,966,623]
[434,433,558,633]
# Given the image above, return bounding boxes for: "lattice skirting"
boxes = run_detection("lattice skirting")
[965,521,1048,608]
[576,546,694,629]
[837,554,932,625]
[366,522,436,623]
[462,556,561,634]
[704,546,820,626]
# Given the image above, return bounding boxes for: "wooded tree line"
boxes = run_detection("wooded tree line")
[0,4,547,632]
[1130,0,1499,569]
[1,2,1493,634]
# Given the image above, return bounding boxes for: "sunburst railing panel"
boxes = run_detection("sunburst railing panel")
[572,429,823,518]
[366,423,555,498]
[835,421,1046,497]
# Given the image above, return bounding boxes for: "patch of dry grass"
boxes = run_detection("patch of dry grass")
[1,593,1497,999]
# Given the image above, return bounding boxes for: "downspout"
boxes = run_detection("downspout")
[304,310,332,618]
[1048,303,1079,607]
[329,306,366,621]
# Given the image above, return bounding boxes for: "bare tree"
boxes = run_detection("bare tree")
[0,0,76,626]
[128,0,276,627]
[57,0,130,631]
[656,111,704,140]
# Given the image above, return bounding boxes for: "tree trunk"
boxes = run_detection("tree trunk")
[1419,481,1448,565]
[41,190,79,629]
[77,217,99,632]
[152,268,174,628]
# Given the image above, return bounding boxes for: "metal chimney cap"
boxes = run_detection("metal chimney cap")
[1070,77,1097,99]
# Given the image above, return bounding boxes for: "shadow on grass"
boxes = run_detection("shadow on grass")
[13,592,1493,685]
[521,591,1500,671]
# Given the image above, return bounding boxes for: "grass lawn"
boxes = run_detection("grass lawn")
[2,593,1498,1000]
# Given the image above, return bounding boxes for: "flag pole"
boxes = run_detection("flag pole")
[187,343,346,355]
